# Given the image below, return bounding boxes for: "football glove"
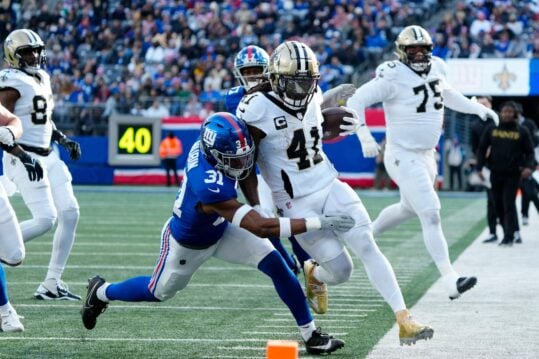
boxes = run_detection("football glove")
[319,214,355,232]
[0,127,15,146]
[339,107,361,136]
[18,151,44,182]
[324,84,357,107]
[356,125,380,158]
[472,97,499,126]
[59,137,82,160]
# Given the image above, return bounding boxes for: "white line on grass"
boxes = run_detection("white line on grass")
[0,337,268,343]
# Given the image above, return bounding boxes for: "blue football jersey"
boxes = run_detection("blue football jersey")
[169,140,238,248]
[224,86,246,113]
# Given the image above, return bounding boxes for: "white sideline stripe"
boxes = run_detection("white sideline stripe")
[274,312,372,317]
[16,304,288,311]
[242,331,348,336]
[12,265,262,271]
[9,282,276,289]
[31,242,155,247]
[256,325,358,329]
[27,252,157,256]
[266,318,364,323]
[0,337,267,343]
[16,303,378,313]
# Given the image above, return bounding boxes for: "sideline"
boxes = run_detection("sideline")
[367,202,539,359]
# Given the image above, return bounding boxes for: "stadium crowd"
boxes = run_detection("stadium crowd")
[0,0,537,135]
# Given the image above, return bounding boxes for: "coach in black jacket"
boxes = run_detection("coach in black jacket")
[476,101,535,246]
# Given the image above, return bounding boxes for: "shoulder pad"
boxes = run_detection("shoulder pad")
[0,69,26,89]
[375,61,399,80]
[431,56,448,77]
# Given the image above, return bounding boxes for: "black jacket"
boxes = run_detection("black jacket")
[476,121,535,174]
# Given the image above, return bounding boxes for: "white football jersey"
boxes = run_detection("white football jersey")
[0,69,54,148]
[348,57,449,150]
[237,88,337,200]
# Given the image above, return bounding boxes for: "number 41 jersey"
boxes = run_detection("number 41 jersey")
[0,68,54,148]
[237,89,337,201]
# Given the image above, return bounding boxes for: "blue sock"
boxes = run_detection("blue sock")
[0,265,8,306]
[258,251,312,326]
[289,236,311,268]
[268,237,296,272]
[106,276,160,302]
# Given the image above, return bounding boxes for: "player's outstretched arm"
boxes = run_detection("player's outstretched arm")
[444,89,499,125]
[202,199,355,239]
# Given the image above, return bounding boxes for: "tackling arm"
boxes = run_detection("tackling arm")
[202,199,355,238]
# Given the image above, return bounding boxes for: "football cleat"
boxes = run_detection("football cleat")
[303,259,328,314]
[1,308,24,332]
[498,238,514,247]
[304,327,345,355]
[81,276,108,330]
[449,276,477,300]
[396,309,434,346]
[34,280,81,301]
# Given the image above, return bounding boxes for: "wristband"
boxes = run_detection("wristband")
[305,217,322,231]
[232,204,252,227]
[278,217,292,238]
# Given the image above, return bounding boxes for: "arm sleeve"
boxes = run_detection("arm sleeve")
[346,73,394,126]
[521,127,536,169]
[443,87,485,116]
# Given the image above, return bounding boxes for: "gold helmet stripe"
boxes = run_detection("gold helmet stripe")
[411,26,424,41]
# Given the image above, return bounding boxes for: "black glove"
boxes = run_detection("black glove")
[18,151,44,182]
[60,138,82,160]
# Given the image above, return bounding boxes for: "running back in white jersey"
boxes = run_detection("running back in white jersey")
[0,68,54,148]
[374,56,448,150]
[237,88,337,201]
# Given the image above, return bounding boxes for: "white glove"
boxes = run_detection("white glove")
[339,107,361,136]
[0,127,15,146]
[253,204,275,218]
[472,96,499,126]
[356,126,380,158]
[319,215,355,231]
[323,83,357,106]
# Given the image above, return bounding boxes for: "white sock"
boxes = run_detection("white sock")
[97,283,111,302]
[299,321,316,342]
[0,302,13,315]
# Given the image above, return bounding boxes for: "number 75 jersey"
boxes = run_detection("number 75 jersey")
[0,68,54,148]
[237,89,337,200]
[349,56,449,151]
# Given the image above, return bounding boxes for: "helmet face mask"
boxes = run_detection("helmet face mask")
[233,45,269,91]
[269,41,320,108]
[4,29,46,74]
[200,112,255,180]
[395,26,433,73]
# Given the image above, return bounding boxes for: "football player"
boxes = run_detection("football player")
[81,113,352,355]
[0,103,44,332]
[0,29,82,301]
[236,40,433,346]
[346,25,499,300]
[225,45,310,274]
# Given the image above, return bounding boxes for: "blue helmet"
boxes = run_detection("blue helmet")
[200,112,255,180]
[233,45,269,91]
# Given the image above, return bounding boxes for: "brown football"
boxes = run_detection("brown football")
[321,107,354,140]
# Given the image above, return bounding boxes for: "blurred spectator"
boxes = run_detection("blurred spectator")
[446,137,466,191]
[143,99,170,118]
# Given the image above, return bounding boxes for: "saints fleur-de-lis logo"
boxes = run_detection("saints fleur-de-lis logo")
[493,64,516,91]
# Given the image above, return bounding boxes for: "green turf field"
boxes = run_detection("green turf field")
[2,186,486,358]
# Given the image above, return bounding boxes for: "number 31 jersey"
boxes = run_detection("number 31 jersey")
[0,68,54,148]
[349,56,449,151]
[237,89,337,201]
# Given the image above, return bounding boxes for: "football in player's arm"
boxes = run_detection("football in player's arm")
[81,113,350,355]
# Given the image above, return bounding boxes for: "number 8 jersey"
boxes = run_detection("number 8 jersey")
[237,88,337,201]
[0,68,54,148]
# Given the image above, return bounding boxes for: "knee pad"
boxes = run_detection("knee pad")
[1,250,25,267]
[418,209,441,227]
[34,216,57,233]
[59,207,80,226]
[322,251,353,285]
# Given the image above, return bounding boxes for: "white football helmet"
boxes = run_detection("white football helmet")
[395,25,433,73]
[268,41,320,109]
[4,29,46,74]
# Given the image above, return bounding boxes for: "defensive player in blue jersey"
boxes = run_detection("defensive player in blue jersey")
[81,112,354,355]
[224,45,310,273]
